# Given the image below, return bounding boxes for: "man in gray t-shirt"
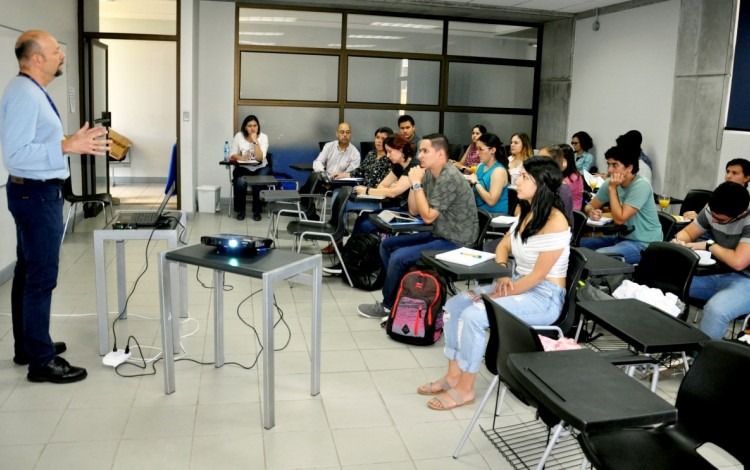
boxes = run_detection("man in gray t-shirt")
[672,182,750,340]
[358,134,479,320]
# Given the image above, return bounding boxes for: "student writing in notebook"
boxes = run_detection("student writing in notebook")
[418,157,570,411]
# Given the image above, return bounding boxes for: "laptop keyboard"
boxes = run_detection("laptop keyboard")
[131,212,161,225]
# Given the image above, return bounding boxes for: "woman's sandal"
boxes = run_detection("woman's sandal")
[417,377,451,396]
[427,388,476,411]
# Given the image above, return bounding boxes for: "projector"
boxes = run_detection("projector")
[201,234,274,256]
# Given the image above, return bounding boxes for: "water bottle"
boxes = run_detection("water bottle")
[223,140,230,161]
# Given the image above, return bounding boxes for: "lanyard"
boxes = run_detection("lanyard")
[18,72,61,120]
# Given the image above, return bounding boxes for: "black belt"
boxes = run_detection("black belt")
[9,175,64,186]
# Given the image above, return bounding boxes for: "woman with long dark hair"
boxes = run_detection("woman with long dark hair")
[453,124,486,172]
[507,132,533,186]
[231,114,270,221]
[466,132,509,214]
[418,157,570,411]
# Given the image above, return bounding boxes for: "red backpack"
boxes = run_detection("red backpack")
[385,269,447,346]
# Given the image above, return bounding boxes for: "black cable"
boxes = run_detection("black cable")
[111,226,159,351]
[195,266,234,291]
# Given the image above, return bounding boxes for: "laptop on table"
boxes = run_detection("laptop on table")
[114,183,175,229]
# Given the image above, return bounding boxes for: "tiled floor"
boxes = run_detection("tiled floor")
[0,185,739,469]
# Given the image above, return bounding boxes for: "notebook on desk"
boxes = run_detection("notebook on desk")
[114,183,175,228]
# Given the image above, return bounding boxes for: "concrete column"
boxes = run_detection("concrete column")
[537,18,575,147]
[665,0,735,194]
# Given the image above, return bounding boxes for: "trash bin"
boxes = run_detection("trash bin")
[196,185,221,213]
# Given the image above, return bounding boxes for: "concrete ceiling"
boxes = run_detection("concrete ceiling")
[99,0,656,24]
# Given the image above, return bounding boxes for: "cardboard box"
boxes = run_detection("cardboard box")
[108,128,132,161]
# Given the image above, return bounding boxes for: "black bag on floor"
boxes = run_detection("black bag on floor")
[385,268,447,346]
[341,233,384,291]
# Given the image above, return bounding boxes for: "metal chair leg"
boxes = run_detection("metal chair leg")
[453,375,499,459]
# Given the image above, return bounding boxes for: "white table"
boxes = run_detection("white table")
[158,244,322,430]
[93,210,187,356]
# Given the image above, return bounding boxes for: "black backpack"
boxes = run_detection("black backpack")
[385,268,447,346]
[341,233,384,291]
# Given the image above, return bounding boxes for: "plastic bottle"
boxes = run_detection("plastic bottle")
[223,140,230,161]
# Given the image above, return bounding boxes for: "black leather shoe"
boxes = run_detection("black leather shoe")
[27,356,87,384]
[13,342,67,366]
[253,213,262,221]
[236,213,245,221]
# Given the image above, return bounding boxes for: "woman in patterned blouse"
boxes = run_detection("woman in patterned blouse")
[453,124,486,173]
[333,126,393,188]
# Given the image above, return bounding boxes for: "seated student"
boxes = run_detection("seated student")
[572,131,595,173]
[319,126,393,254]
[538,144,574,225]
[357,134,478,320]
[418,157,570,411]
[560,143,585,210]
[452,124,486,172]
[398,114,420,144]
[683,158,750,220]
[300,122,361,220]
[231,115,270,221]
[580,144,662,264]
[617,130,652,185]
[351,134,419,234]
[466,132,509,215]
[672,182,750,340]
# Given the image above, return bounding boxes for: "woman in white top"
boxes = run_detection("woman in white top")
[418,156,570,411]
[507,132,534,186]
[231,114,270,221]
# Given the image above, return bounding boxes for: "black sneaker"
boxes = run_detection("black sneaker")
[27,356,87,384]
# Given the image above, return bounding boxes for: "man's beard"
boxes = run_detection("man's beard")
[55,64,63,77]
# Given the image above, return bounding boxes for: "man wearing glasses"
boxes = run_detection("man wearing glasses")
[672,181,750,340]
[300,122,361,220]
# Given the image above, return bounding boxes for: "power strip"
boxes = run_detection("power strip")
[103,349,131,367]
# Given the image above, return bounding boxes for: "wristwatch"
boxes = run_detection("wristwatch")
[706,239,715,251]
[411,182,422,191]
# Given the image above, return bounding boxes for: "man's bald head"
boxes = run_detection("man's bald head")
[15,30,48,65]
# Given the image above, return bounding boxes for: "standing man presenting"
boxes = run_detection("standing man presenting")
[1,30,110,383]
[358,134,478,320]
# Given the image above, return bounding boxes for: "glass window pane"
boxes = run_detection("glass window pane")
[240,53,339,101]
[448,22,538,60]
[98,2,176,35]
[347,15,443,54]
[238,9,342,48]
[448,62,535,109]
[238,106,340,180]
[345,109,440,145]
[347,57,439,105]
[443,112,533,151]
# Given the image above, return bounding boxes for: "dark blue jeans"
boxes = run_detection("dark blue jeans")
[7,178,64,370]
[380,232,460,310]
[233,165,272,215]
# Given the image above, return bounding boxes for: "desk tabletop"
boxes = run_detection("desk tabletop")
[369,213,433,234]
[577,247,635,276]
[220,160,262,167]
[242,175,279,185]
[578,298,709,353]
[508,348,677,432]
[260,190,300,202]
[165,244,319,278]
[290,162,314,171]
[421,250,509,281]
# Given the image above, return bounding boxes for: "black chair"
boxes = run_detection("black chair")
[680,188,712,216]
[287,186,353,286]
[577,340,750,470]
[453,248,587,459]
[62,176,114,243]
[571,210,587,247]
[473,209,493,250]
[448,144,463,162]
[632,241,699,317]
[657,211,677,241]
[318,141,326,151]
[507,187,518,215]
[359,141,374,156]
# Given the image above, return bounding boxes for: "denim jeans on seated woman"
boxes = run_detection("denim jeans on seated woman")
[442,277,565,373]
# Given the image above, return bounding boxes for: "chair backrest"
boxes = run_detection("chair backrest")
[680,189,712,216]
[448,144,463,162]
[657,211,676,241]
[360,141,374,156]
[507,187,518,215]
[328,186,353,239]
[676,340,750,465]
[265,152,273,172]
[571,210,587,246]
[633,241,699,303]
[318,141,326,151]
[549,247,588,337]
[474,209,493,248]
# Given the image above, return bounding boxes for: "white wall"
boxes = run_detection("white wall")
[718,131,750,186]
[102,39,177,182]
[0,0,80,281]
[568,0,680,193]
